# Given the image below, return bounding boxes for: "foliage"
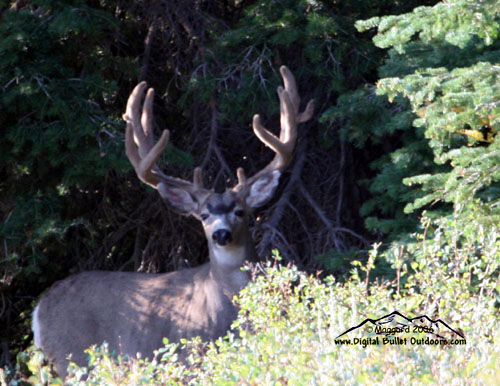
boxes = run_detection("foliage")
[320,88,435,237]
[0,0,138,359]
[376,63,500,229]
[185,0,374,114]
[1,0,123,268]
[358,0,500,52]
[323,0,500,238]
[180,0,430,259]
[8,223,498,384]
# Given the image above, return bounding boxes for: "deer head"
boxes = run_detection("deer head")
[122,66,314,266]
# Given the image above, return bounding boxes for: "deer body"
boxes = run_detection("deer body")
[33,66,313,379]
[34,264,247,376]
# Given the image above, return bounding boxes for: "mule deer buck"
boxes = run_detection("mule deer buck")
[32,66,314,378]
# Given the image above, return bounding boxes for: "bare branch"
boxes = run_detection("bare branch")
[298,184,370,246]
[139,20,157,82]
[257,139,308,257]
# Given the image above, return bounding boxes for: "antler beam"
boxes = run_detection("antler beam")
[235,66,314,190]
[122,82,205,196]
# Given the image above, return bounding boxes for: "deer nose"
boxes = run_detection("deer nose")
[212,229,232,246]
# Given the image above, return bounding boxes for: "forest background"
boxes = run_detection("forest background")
[0,0,499,382]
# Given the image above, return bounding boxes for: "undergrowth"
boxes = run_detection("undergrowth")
[2,215,499,385]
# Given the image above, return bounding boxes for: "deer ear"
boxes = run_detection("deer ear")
[245,170,281,208]
[157,183,198,213]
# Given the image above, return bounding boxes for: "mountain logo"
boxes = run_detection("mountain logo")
[336,310,464,340]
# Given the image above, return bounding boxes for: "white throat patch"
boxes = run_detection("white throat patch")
[212,244,246,267]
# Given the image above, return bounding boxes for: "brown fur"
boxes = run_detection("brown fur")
[35,259,249,377]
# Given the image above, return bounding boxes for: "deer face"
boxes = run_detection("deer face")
[156,171,281,267]
[158,170,281,250]
[197,191,247,248]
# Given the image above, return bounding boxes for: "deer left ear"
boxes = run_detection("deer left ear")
[245,170,281,208]
[157,183,199,214]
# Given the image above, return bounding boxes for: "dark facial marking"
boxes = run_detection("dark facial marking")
[207,201,236,215]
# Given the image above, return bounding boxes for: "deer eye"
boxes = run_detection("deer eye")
[201,213,209,221]
[234,209,245,217]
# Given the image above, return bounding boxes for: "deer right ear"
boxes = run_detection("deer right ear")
[157,183,198,213]
[245,170,281,208]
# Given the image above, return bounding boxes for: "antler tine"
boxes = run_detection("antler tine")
[236,66,314,190]
[279,66,315,124]
[123,82,170,188]
[124,82,154,157]
[193,167,204,190]
[279,66,300,118]
[123,82,207,195]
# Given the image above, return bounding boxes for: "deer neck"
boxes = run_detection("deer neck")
[207,229,254,296]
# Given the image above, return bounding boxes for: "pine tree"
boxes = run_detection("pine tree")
[352,0,500,234]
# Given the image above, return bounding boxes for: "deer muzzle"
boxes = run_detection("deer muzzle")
[212,229,233,246]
